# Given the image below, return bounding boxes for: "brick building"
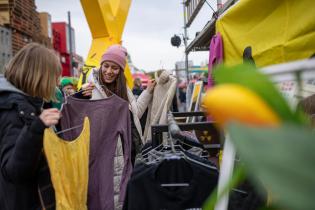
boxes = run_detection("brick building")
[0,0,81,76]
[0,0,42,54]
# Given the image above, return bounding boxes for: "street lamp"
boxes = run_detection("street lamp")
[170,33,189,82]
[171,34,181,48]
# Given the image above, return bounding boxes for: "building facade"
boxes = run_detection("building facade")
[39,12,52,48]
[0,0,54,72]
[0,0,41,54]
[52,22,76,77]
[0,26,12,73]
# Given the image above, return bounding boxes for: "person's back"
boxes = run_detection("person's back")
[0,87,44,209]
[0,43,61,210]
[179,88,186,103]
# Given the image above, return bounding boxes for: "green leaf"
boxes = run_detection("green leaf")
[227,122,315,210]
[213,64,307,124]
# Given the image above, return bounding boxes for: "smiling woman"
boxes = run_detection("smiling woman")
[101,61,121,83]
[75,44,156,209]
[97,45,129,101]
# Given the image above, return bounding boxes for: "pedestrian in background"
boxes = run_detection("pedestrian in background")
[60,77,76,96]
[132,77,143,99]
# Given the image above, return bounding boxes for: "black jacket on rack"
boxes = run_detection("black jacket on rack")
[123,158,218,210]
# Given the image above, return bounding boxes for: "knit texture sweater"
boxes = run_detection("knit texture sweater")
[143,70,177,142]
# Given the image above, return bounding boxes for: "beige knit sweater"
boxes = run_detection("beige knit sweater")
[143,70,177,142]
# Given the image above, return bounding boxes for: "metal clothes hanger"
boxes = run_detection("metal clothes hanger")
[141,113,214,169]
[137,111,217,188]
[55,124,83,135]
[59,89,85,112]
[55,89,86,135]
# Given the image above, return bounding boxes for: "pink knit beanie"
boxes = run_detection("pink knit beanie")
[100,44,127,70]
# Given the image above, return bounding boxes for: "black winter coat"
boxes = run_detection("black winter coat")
[0,91,49,210]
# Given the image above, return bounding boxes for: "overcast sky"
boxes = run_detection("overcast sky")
[35,0,216,71]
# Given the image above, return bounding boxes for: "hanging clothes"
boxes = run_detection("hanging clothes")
[208,33,223,88]
[143,70,177,142]
[123,158,218,210]
[60,95,132,210]
[43,117,90,210]
[88,68,152,144]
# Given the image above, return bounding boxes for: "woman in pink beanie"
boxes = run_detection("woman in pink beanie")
[81,44,155,208]
[83,43,156,143]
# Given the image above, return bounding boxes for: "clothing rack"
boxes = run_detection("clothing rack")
[125,113,219,209]
[151,112,221,151]
[214,58,315,210]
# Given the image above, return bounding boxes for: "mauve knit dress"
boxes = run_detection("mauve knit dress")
[60,95,132,210]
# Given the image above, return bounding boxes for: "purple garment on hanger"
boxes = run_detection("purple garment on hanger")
[60,95,132,210]
[208,33,223,88]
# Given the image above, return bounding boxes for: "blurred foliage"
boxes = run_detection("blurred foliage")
[228,122,315,210]
[203,64,313,209]
[213,64,308,125]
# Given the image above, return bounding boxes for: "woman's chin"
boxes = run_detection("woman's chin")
[104,78,115,83]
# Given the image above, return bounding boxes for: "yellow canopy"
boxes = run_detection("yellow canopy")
[216,0,315,67]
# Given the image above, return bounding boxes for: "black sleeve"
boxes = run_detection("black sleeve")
[73,89,91,99]
[171,92,178,112]
[0,110,46,184]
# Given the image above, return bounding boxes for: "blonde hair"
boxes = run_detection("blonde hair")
[4,43,61,101]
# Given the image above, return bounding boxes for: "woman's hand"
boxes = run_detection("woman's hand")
[146,79,156,94]
[81,82,95,97]
[39,108,61,127]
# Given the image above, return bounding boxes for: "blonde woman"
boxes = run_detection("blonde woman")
[0,43,61,210]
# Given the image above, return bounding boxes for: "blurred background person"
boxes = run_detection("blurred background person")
[178,86,187,112]
[60,77,76,96]
[132,77,143,99]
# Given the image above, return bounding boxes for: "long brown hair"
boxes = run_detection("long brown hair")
[99,67,128,102]
[4,43,61,101]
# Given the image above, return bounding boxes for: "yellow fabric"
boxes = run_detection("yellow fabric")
[216,0,315,67]
[77,67,93,90]
[44,117,90,210]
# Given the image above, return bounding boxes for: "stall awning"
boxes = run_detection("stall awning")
[186,0,237,53]
[216,0,315,67]
[186,18,216,53]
